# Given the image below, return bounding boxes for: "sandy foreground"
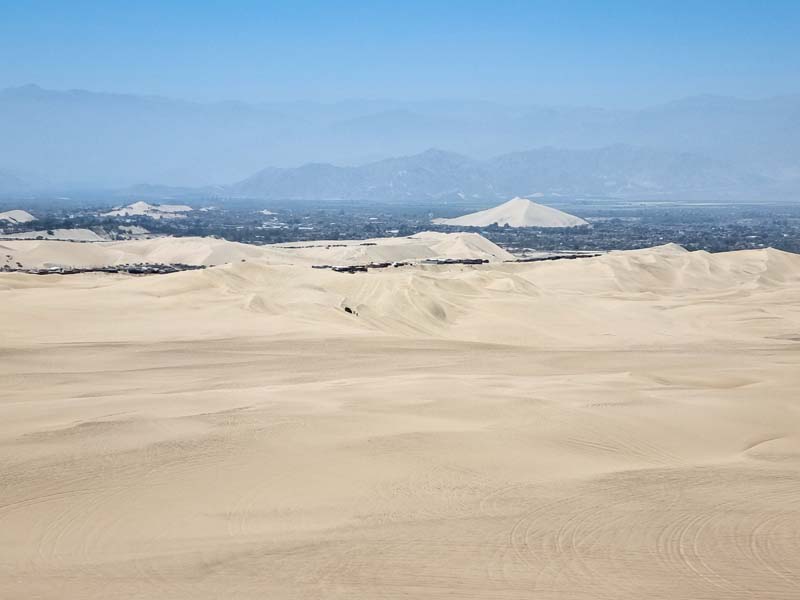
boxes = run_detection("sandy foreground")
[1,237,800,599]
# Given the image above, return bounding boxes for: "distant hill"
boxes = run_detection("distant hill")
[0,209,37,224]
[433,198,588,228]
[230,149,494,201]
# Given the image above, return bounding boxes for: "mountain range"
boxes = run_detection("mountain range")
[0,84,799,201]
[224,146,774,202]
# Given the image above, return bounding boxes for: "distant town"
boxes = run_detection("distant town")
[2,198,800,256]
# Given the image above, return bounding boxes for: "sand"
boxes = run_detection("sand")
[103,201,193,219]
[1,238,799,599]
[433,197,588,228]
[1,228,105,242]
[0,231,513,270]
[0,209,37,224]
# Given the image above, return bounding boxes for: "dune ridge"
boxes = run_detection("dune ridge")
[0,231,513,270]
[1,228,105,242]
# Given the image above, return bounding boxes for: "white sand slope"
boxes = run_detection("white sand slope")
[116,225,151,238]
[0,231,513,269]
[271,231,513,264]
[1,241,800,599]
[103,201,193,219]
[433,197,588,227]
[0,228,105,242]
[0,209,37,224]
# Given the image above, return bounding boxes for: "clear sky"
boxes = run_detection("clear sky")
[2,0,798,107]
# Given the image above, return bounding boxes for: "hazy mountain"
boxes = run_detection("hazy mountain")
[0,169,30,193]
[1,84,799,195]
[485,145,772,198]
[0,84,299,186]
[0,168,57,196]
[230,146,775,202]
[231,149,493,201]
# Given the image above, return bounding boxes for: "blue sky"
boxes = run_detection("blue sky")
[2,0,798,106]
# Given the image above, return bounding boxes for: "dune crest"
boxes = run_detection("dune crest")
[0,231,513,269]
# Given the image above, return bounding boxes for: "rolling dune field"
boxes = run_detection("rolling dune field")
[1,237,799,599]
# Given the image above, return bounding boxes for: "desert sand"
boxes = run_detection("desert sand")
[433,197,588,228]
[1,228,105,242]
[103,202,193,219]
[1,236,799,599]
[0,231,512,270]
[0,209,37,224]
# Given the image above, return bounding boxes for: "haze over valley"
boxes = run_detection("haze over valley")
[1,85,798,202]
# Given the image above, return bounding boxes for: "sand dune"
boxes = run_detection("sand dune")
[1,239,799,599]
[433,197,588,228]
[103,201,193,219]
[0,209,37,224]
[0,231,513,269]
[1,228,105,242]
